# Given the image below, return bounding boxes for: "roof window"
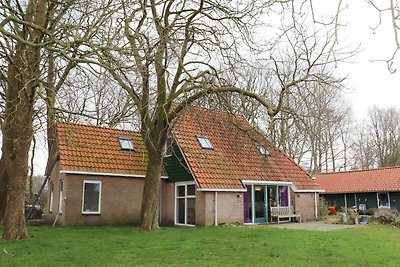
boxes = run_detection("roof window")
[257,143,271,156]
[197,136,213,149]
[119,137,134,151]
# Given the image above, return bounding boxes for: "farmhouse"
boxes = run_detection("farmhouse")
[47,106,322,226]
[316,167,400,211]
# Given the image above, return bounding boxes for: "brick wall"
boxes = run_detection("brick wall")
[48,171,146,226]
[293,192,319,220]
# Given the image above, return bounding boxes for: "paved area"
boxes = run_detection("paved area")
[268,221,366,231]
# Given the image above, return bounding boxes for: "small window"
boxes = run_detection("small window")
[119,137,134,151]
[49,182,54,213]
[197,136,213,149]
[59,180,64,214]
[82,180,102,214]
[164,132,173,157]
[257,143,271,156]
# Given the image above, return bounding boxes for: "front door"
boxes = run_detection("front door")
[254,185,267,223]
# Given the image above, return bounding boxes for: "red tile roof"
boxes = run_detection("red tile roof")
[172,106,320,191]
[57,123,149,175]
[316,167,400,193]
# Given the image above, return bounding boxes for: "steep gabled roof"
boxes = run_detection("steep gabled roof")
[316,167,400,194]
[172,106,320,191]
[57,122,148,176]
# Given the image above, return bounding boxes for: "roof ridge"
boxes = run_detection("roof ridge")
[57,121,139,134]
[317,165,400,176]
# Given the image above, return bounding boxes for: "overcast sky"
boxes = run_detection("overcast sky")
[30,1,400,175]
[333,1,400,120]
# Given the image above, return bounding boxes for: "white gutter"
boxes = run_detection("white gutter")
[60,170,168,179]
[296,189,325,193]
[242,180,293,186]
[197,188,247,192]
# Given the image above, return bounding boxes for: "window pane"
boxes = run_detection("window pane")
[198,136,213,149]
[187,185,195,196]
[177,186,185,197]
[119,138,134,150]
[177,198,185,224]
[187,198,196,225]
[83,182,100,212]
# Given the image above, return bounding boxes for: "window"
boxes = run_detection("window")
[175,183,196,225]
[256,143,271,156]
[82,180,102,214]
[164,132,173,157]
[378,192,390,208]
[59,180,64,214]
[119,137,134,151]
[49,182,54,213]
[197,136,213,149]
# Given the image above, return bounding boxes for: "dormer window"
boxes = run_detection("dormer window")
[197,136,213,149]
[257,143,271,156]
[119,137,134,151]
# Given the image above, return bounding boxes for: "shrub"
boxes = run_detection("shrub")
[373,208,399,225]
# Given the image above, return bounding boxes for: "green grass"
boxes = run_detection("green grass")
[1,224,399,266]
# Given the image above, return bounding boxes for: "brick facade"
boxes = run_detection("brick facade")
[293,192,318,220]
[47,162,149,226]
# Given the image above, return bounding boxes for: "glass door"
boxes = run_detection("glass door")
[254,185,267,223]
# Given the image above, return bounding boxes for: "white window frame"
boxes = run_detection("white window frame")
[82,180,102,214]
[174,181,196,226]
[58,180,64,214]
[119,137,134,151]
[49,182,54,213]
[197,136,213,149]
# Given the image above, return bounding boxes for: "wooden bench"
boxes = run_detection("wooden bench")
[270,206,301,224]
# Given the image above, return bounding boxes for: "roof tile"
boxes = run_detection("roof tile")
[57,122,150,176]
[316,167,400,193]
[173,106,319,191]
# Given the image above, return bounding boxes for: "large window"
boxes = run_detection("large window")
[175,183,196,225]
[82,180,102,214]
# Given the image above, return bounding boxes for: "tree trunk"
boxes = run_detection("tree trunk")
[1,36,40,240]
[0,158,8,223]
[140,148,163,230]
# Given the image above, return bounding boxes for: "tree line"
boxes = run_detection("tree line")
[0,0,397,241]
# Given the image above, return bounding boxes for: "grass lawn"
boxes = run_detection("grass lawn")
[1,224,399,266]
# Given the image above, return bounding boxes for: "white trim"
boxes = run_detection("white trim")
[242,180,293,186]
[344,193,348,210]
[295,189,324,193]
[60,170,168,179]
[82,180,102,214]
[196,188,247,192]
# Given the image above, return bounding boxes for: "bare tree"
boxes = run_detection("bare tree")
[85,0,350,230]
[352,106,400,168]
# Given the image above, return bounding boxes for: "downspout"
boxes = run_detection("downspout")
[215,191,218,226]
[314,192,318,218]
[344,193,347,210]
